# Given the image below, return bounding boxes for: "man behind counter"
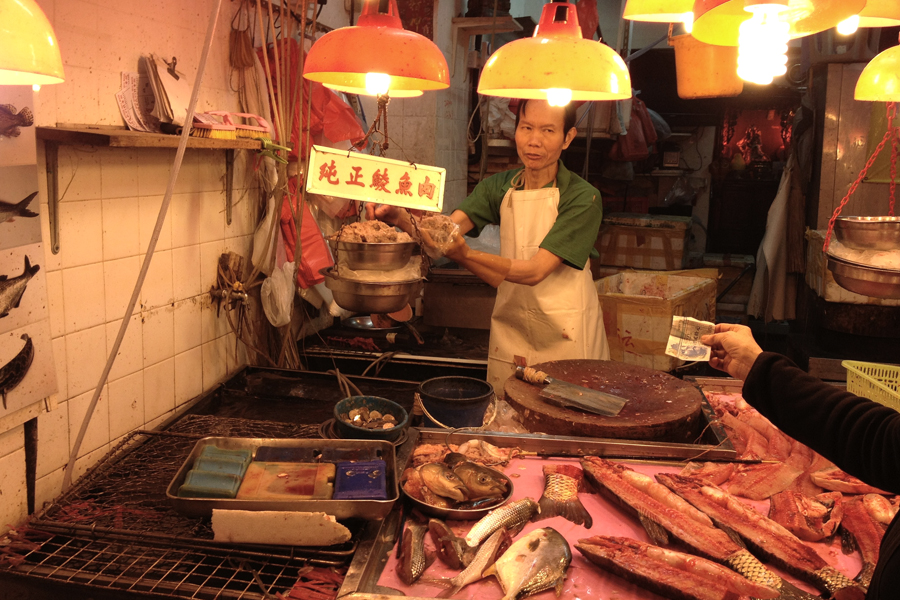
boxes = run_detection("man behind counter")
[369,99,610,389]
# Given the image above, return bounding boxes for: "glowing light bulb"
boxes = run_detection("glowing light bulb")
[365,72,391,96]
[32,84,41,92]
[682,12,694,34]
[837,15,860,35]
[737,4,789,85]
[545,88,573,107]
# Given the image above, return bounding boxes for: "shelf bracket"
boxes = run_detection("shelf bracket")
[225,149,234,225]
[45,140,61,255]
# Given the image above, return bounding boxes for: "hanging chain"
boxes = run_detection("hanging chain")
[352,94,391,156]
[404,208,433,277]
[891,117,898,217]
[824,102,896,251]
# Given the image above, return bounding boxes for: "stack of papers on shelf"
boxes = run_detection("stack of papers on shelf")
[115,69,159,132]
[137,54,193,126]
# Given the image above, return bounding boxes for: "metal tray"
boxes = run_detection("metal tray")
[166,437,399,520]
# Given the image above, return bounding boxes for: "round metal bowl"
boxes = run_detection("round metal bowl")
[328,238,417,271]
[321,267,421,314]
[826,254,900,299]
[401,473,514,520]
[833,216,900,250]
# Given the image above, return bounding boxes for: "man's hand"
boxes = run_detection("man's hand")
[365,203,412,233]
[700,323,763,381]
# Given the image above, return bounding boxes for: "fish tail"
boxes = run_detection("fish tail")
[15,192,39,218]
[536,494,593,528]
[814,566,865,597]
[23,255,39,277]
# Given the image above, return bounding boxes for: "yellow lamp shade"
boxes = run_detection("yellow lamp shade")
[303,0,448,97]
[478,2,631,102]
[692,0,866,46]
[855,44,900,102]
[857,0,900,28]
[0,0,64,85]
[624,0,694,22]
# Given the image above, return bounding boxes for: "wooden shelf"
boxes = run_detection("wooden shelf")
[35,126,259,254]
[36,126,264,150]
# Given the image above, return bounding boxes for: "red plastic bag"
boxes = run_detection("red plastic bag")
[608,97,657,162]
[576,0,599,40]
[281,178,333,288]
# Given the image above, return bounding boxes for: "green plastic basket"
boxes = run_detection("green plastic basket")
[843,360,900,411]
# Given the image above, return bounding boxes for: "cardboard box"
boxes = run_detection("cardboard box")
[423,280,497,330]
[805,229,900,306]
[596,213,692,271]
[596,270,716,371]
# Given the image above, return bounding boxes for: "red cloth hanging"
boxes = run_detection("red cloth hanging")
[608,96,658,162]
[282,178,333,288]
[576,0,600,40]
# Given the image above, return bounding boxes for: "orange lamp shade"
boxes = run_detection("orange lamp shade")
[478,2,631,102]
[857,0,900,28]
[855,44,900,102]
[692,0,866,46]
[0,0,64,85]
[303,0,448,97]
[623,0,694,22]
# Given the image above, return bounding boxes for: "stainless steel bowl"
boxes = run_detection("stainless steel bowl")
[401,475,514,520]
[321,267,422,314]
[833,216,900,250]
[328,238,417,271]
[826,254,900,299]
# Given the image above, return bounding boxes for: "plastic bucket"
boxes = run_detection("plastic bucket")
[417,377,494,428]
[670,34,743,99]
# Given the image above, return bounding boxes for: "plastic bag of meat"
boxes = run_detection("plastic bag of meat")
[414,214,460,259]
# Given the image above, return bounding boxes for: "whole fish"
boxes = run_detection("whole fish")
[0,256,40,319]
[445,452,508,501]
[0,192,39,225]
[532,464,593,528]
[841,495,886,588]
[482,527,571,600]
[0,334,34,409]
[428,518,476,569]
[0,104,34,138]
[419,462,469,502]
[657,473,865,599]
[465,498,539,548]
[581,457,789,595]
[396,522,434,585]
[425,527,510,598]
[577,536,780,600]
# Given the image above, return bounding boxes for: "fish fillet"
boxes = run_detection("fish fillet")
[841,496,886,588]
[725,462,803,500]
[768,491,843,542]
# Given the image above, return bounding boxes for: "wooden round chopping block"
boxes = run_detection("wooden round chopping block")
[504,359,704,442]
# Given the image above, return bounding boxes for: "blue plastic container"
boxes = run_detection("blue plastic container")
[418,377,494,428]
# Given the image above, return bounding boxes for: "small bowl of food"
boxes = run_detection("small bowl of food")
[400,453,513,519]
[334,396,409,442]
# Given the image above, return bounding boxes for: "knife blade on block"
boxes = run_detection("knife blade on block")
[514,365,628,417]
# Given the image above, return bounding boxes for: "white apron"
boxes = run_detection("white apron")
[486,178,610,391]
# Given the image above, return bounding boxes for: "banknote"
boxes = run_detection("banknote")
[665,316,716,361]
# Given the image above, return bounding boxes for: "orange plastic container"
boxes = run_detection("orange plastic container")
[670,34,743,99]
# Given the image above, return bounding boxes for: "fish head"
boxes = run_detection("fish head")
[453,462,509,500]
[420,462,469,502]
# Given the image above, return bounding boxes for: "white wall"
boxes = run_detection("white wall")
[0,0,256,529]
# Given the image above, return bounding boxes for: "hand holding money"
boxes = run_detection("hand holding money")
[700,323,763,381]
[665,316,716,362]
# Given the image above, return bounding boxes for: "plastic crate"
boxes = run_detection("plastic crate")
[843,361,900,411]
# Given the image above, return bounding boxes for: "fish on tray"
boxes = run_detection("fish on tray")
[577,535,780,600]
[397,522,434,585]
[0,104,34,138]
[532,464,593,528]
[445,452,508,501]
[768,490,843,542]
[428,519,476,569]
[0,334,34,409]
[482,527,571,600]
[841,495,887,588]
[0,192,39,225]
[420,462,469,502]
[424,527,511,598]
[0,256,40,319]
[679,461,735,487]
[810,466,891,495]
[581,457,791,594]
[465,498,539,548]
[657,473,866,599]
[725,462,804,500]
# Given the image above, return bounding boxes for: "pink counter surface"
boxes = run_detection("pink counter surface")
[377,457,861,600]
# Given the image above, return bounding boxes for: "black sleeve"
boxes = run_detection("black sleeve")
[742,352,900,495]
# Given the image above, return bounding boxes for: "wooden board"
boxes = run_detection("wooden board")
[504,359,704,442]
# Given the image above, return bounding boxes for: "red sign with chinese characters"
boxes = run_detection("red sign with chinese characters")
[306,145,445,212]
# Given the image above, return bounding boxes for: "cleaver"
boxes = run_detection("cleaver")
[514,364,628,417]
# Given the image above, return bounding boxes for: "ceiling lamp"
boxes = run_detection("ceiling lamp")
[303,0,448,98]
[692,0,865,46]
[736,0,790,85]
[0,0,64,85]
[623,0,696,33]
[837,0,900,35]
[478,1,631,105]
[855,35,900,101]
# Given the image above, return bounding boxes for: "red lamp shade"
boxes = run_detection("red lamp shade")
[692,0,866,46]
[303,0,449,97]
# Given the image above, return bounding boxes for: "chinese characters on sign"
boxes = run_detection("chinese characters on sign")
[306,145,445,212]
